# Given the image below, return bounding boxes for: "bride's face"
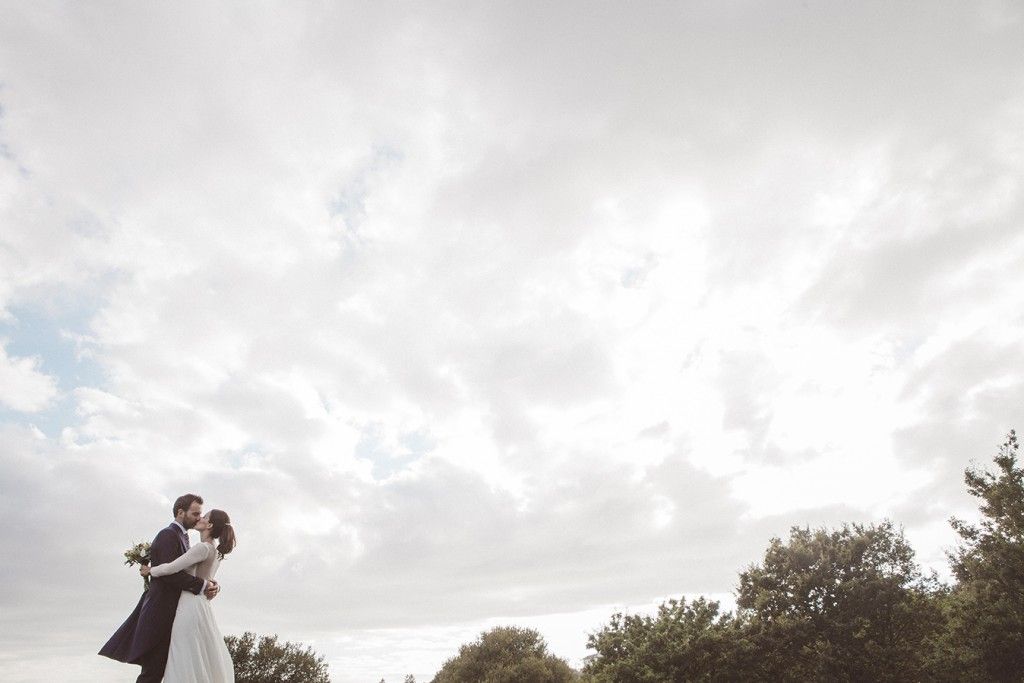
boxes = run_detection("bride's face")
[194,514,212,532]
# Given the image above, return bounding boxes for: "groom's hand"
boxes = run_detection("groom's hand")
[204,580,220,601]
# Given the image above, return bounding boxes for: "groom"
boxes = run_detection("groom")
[99,493,220,682]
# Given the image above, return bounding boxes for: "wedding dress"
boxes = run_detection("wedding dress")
[150,541,235,683]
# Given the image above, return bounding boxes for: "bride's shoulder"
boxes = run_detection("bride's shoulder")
[188,541,215,558]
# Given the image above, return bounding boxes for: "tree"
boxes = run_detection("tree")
[940,430,1024,681]
[224,632,331,683]
[431,626,577,683]
[735,521,941,682]
[583,596,751,682]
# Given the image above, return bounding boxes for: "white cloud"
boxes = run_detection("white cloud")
[1,2,1023,680]
[0,343,58,412]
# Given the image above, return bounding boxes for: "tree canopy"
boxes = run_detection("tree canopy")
[938,430,1024,680]
[735,521,941,681]
[431,626,577,683]
[584,597,747,682]
[224,631,331,683]
[417,430,1024,682]
[580,432,1024,681]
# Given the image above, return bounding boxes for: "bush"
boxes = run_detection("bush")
[432,626,577,683]
[224,631,331,683]
[584,596,747,682]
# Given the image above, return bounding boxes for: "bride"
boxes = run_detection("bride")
[142,508,237,683]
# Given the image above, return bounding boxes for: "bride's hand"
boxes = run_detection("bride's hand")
[139,565,151,577]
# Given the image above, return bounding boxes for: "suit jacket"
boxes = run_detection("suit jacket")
[99,523,206,663]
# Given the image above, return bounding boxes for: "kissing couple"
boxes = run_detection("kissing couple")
[100,493,238,682]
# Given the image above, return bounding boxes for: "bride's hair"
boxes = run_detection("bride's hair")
[208,509,236,559]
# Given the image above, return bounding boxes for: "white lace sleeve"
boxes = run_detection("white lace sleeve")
[150,543,211,577]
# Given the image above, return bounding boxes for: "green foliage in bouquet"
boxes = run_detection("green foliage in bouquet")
[123,541,152,591]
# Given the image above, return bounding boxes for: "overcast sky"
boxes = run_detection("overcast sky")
[1,2,1023,681]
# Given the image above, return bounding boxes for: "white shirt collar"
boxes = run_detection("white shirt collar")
[171,520,187,535]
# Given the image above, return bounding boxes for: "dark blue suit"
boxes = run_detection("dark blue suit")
[99,523,206,682]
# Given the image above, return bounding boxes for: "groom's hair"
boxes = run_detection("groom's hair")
[172,493,203,518]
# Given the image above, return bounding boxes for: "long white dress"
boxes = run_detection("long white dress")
[150,541,235,683]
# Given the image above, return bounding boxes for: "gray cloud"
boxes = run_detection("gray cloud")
[1,2,1023,680]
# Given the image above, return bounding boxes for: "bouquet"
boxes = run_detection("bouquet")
[123,541,152,591]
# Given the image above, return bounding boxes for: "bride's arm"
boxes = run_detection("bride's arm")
[142,528,206,595]
[149,543,211,577]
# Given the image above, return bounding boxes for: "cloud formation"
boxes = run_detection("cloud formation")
[0,344,58,412]
[1,2,1023,679]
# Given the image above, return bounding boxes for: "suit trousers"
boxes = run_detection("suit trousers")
[136,634,171,683]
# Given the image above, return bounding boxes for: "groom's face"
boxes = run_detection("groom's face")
[183,501,203,530]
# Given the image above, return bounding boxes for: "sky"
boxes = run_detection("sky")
[1,1,1023,681]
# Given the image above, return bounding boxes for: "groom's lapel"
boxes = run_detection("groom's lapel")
[168,522,188,554]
